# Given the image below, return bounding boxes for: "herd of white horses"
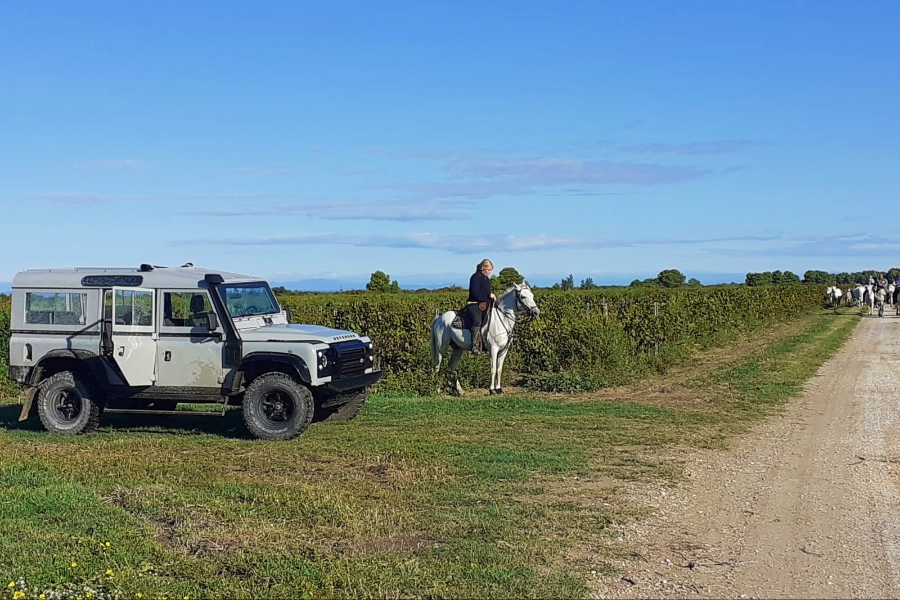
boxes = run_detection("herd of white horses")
[825,284,898,316]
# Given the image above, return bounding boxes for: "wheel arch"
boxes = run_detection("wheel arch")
[234,353,312,391]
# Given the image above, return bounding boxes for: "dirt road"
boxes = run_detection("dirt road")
[594,314,900,599]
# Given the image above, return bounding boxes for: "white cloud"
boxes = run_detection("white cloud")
[617,140,763,155]
[179,232,791,254]
[183,200,475,222]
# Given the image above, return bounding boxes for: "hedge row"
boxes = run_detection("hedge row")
[279,285,827,392]
[0,286,827,395]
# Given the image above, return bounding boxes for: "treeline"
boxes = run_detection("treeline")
[746,269,900,286]
[288,267,710,296]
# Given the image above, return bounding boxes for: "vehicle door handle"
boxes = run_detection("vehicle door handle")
[164,351,172,361]
[118,346,124,356]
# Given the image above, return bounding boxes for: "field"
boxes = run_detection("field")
[0,287,856,598]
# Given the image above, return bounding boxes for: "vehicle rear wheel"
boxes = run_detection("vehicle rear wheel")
[242,373,314,440]
[314,389,368,423]
[36,371,102,434]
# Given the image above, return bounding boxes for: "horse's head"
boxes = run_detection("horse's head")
[510,283,540,318]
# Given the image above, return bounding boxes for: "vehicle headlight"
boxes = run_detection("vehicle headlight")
[317,350,329,371]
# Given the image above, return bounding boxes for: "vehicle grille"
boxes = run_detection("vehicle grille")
[334,340,367,377]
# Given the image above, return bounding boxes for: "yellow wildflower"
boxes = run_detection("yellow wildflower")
[105,542,111,547]
[136,594,143,599]
[106,569,114,576]
[14,591,26,600]
[71,562,78,568]
[8,582,15,588]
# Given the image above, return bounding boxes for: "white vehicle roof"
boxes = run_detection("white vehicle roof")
[12,265,262,289]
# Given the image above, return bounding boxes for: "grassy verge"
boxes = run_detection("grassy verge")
[0,311,858,599]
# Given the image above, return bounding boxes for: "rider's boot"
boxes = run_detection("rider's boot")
[469,327,482,355]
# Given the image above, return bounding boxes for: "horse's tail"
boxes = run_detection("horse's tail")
[430,314,441,369]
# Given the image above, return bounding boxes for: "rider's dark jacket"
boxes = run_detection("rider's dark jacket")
[468,271,492,303]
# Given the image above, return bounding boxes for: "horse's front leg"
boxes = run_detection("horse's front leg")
[493,348,509,395]
[489,344,502,394]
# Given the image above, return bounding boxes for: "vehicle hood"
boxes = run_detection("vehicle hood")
[238,323,361,344]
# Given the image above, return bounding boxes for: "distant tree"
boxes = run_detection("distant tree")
[490,275,505,294]
[629,278,657,288]
[560,274,575,291]
[579,277,598,290]
[781,271,801,284]
[687,277,702,287]
[834,272,852,285]
[271,286,288,295]
[497,267,524,287]
[657,269,686,288]
[366,270,392,293]
[745,272,772,286]
[888,268,900,281]
[803,270,830,284]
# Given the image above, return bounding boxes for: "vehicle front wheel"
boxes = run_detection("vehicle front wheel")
[36,371,102,434]
[242,373,314,440]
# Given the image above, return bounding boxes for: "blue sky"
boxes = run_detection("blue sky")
[2,1,898,291]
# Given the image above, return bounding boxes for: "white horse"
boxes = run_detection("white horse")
[888,284,895,306]
[867,285,887,317]
[852,284,866,308]
[431,283,540,395]
[825,286,842,310]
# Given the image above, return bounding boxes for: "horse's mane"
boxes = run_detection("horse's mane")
[499,283,528,300]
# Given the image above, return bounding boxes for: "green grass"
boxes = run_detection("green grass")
[0,311,859,599]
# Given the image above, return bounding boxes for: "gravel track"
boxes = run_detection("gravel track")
[594,314,900,599]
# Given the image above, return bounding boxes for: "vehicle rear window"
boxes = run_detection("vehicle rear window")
[25,292,87,326]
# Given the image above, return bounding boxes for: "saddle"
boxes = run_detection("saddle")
[451,302,492,330]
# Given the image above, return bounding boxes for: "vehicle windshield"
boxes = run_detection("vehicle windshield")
[221,282,280,318]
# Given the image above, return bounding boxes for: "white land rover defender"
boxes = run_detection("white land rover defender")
[6,264,382,440]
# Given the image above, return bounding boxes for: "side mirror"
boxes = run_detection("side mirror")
[206,311,218,331]
[284,306,292,323]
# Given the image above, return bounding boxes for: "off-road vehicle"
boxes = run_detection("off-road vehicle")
[7,264,381,440]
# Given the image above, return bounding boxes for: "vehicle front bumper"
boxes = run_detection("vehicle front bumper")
[324,370,383,394]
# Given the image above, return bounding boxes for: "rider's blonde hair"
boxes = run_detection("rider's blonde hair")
[478,259,494,272]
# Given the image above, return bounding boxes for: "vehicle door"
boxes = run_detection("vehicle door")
[156,290,224,389]
[110,287,158,386]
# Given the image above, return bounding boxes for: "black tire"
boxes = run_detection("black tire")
[316,389,368,423]
[242,373,314,440]
[36,371,102,435]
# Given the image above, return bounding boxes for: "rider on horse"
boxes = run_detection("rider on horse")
[466,259,497,355]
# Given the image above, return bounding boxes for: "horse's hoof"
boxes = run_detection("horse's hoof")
[495,388,503,395]
[488,389,496,396]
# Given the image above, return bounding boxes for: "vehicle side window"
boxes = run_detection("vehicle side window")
[162,292,213,328]
[114,289,153,326]
[25,292,87,326]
